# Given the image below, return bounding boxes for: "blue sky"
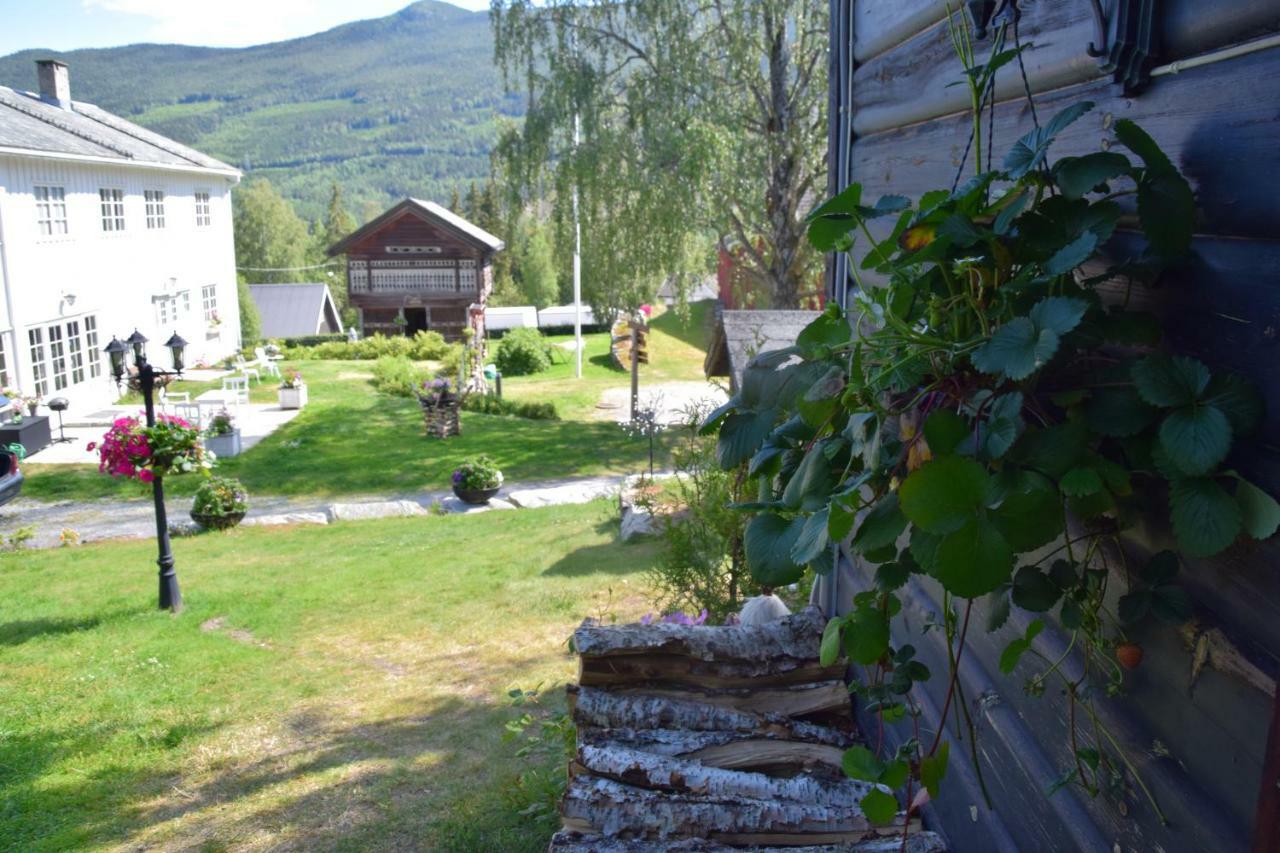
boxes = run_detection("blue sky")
[0,0,491,57]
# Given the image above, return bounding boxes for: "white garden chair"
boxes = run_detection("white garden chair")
[254,347,282,378]
[222,375,251,406]
[234,355,261,384]
[159,388,191,414]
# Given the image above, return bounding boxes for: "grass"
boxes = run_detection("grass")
[0,501,657,851]
[18,301,716,503]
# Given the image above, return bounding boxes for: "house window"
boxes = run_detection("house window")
[144,190,166,229]
[195,191,212,227]
[83,315,101,378]
[67,320,85,384]
[155,293,189,327]
[0,335,8,388]
[99,188,125,232]
[28,327,48,396]
[202,284,218,323]
[47,324,68,391]
[34,185,68,236]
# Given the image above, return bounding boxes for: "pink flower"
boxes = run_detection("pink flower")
[86,441,97,452]
[138,469,155,483]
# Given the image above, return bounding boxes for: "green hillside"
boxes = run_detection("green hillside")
[0,1,521,221]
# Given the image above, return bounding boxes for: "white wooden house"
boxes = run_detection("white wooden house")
[0,60,241,412]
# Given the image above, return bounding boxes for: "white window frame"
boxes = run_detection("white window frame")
[28,327,49,396]
[144,189,166,230]
[194,190,212,228]
[66,319,85,385]
[99,188,125,232]
[201,284,218,323]
[34,185,68,237]
[83,315,102,379]
[47,323,68,391]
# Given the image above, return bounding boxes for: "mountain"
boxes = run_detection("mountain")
[0,1,521,221]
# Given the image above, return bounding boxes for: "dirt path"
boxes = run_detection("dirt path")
[594,380,728,425]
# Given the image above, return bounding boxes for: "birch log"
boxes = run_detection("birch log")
[548,829,948,852]
[574,606,826,662]
[612,681,852,719]
[579,653,845,689]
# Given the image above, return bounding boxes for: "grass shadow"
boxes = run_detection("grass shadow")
[542,539,663,577]
[0,613,108,646]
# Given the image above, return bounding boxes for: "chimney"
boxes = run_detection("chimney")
[35,59,71,110]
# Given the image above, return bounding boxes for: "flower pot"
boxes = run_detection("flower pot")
[26,403,38,416]
[204,429,242,458]
[453,485,501,505]
[278,386,308,409]
[191,510,246,531]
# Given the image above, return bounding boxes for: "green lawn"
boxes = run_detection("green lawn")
[19,302,715,503]
[0,501,657,851]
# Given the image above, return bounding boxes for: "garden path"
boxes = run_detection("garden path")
[1,471,656,550]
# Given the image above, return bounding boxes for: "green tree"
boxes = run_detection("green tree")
[319,182,357,317]
[515,220,559,308]
[237,278,262,345]
[233,178,310,285]
[491,0,827,311]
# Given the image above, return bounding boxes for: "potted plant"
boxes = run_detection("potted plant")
[451,455,503,504]
[89,414,212,482]
[278,369,307,409]
[203,408,241,458]
[190,476,248,530]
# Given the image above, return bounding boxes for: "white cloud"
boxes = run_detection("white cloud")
[80,0,485,47]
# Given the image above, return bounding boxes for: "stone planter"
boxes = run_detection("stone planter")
[279,385,308,410]
[453,485,501,505]
[191,510,246,531]
[204,429,242,458]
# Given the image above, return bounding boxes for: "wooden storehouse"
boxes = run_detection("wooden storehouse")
[823,3,1280,852]
[326,198,504,341]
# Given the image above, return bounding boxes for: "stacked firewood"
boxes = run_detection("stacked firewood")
[549,607,946,852]
[416,394,460,438]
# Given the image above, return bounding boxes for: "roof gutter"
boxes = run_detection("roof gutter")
[0,145,241,181]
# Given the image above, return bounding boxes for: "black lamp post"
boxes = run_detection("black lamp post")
[106,329,187,613]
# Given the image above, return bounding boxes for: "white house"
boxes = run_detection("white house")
[0,59,241,413]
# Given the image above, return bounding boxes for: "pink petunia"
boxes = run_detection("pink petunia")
[138,469,155,483]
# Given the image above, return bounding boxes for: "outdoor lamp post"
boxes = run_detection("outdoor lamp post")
[106,329,187,613]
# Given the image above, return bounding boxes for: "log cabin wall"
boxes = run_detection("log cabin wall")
[825,2,1280,851]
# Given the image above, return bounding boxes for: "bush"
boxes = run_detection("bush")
[370,356,429,397]
[452,455,503,490]
[286,332,453,362]
[462,393,559,421]
[494,327,551,376]
[191,477,248,529]
[277,333,345,348]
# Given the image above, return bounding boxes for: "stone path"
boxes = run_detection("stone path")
[0,472,650,550]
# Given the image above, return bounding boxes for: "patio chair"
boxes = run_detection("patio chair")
[159,388,191,414]
[234,355,261,385]
[173,402,202,427]
[222,375,251,406]
[254,348,282,378]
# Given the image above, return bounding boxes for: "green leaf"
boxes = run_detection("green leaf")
[841,744,882,782]
[1060,466,1104,497]
[853,493,909,554]
[1151,585,1193,623]
[971,318,1059,381]
[1113,119,1173,172]
[1011,566,1063,612]
[1053,151,1132,199]
[782,444,838,511]
[875,561,911,591]
[994,189,1030,235]
[1118,589,1151,624]
[924,409,969,456]
[990,471,1064,552]
[820,618,843,667]
[699,397,738,435]
[880,760,910,790]
[985,587,1012,631]
[1158,404,1232,476]
[1143,551,1180,585]
[1205,373,1264,436]
[939,213,984,246]
[860,787,899,825]
[921,742,950,798]
[1043,231,1099,276]
[796,313,853,356]
[845,604,891,665]
[1016,421,1089,479]
[934,517,1015,598]
[899,456,990,534]
[792,507,832,565]
[1138,168,1196,259]
[999,638,1030,674]
[1005,101,1094,179]
[1084,387,1157,437]
[828,502,858,542]
[1029,297,1089,337]
[744,512,807,586]
[1170,477,1242,557]
[717,409,778,469]
[1132,354,1210,408]
[1233,477,1280,541]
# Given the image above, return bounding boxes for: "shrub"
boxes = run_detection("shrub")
[495,327,551,376]
[191,477,248,529]
[370,356,428,398]
[285,332,452,362]
[435,344,464,380]
[461,394,559,420]
[452,455,503,490]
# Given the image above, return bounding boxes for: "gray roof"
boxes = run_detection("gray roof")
[248,283,344,339]
[327,197,505,256]
[0,85,238,175]
[704,307,822,392]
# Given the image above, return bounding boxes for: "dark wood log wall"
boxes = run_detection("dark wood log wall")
[826,2,1280,851]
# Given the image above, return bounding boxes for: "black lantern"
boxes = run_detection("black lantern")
[104,337,128,382]
[126,329,148,364]
[164,332,188,374]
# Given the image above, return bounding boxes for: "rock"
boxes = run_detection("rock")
[242,512,329,527]
[327,500,427,522]
[507,480,617,508]
[738,594,792,626]
[439,497,517,514]
[168,520,201,538]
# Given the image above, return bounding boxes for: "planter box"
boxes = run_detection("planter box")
[453,485,501,505]
[279,386,308,410]
[204,429,242,458]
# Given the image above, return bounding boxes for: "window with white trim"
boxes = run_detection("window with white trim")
[67,320,85,385]
[34,185,68,236]
[195,191,212,227]
[144,189,166,229]
[0,335,9,388]
[202,284,218,323]
[99,188,125,231]
[47,324,68,391]
[83,315,102,379]
[28,328,48,396]
[155,292,189,327]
